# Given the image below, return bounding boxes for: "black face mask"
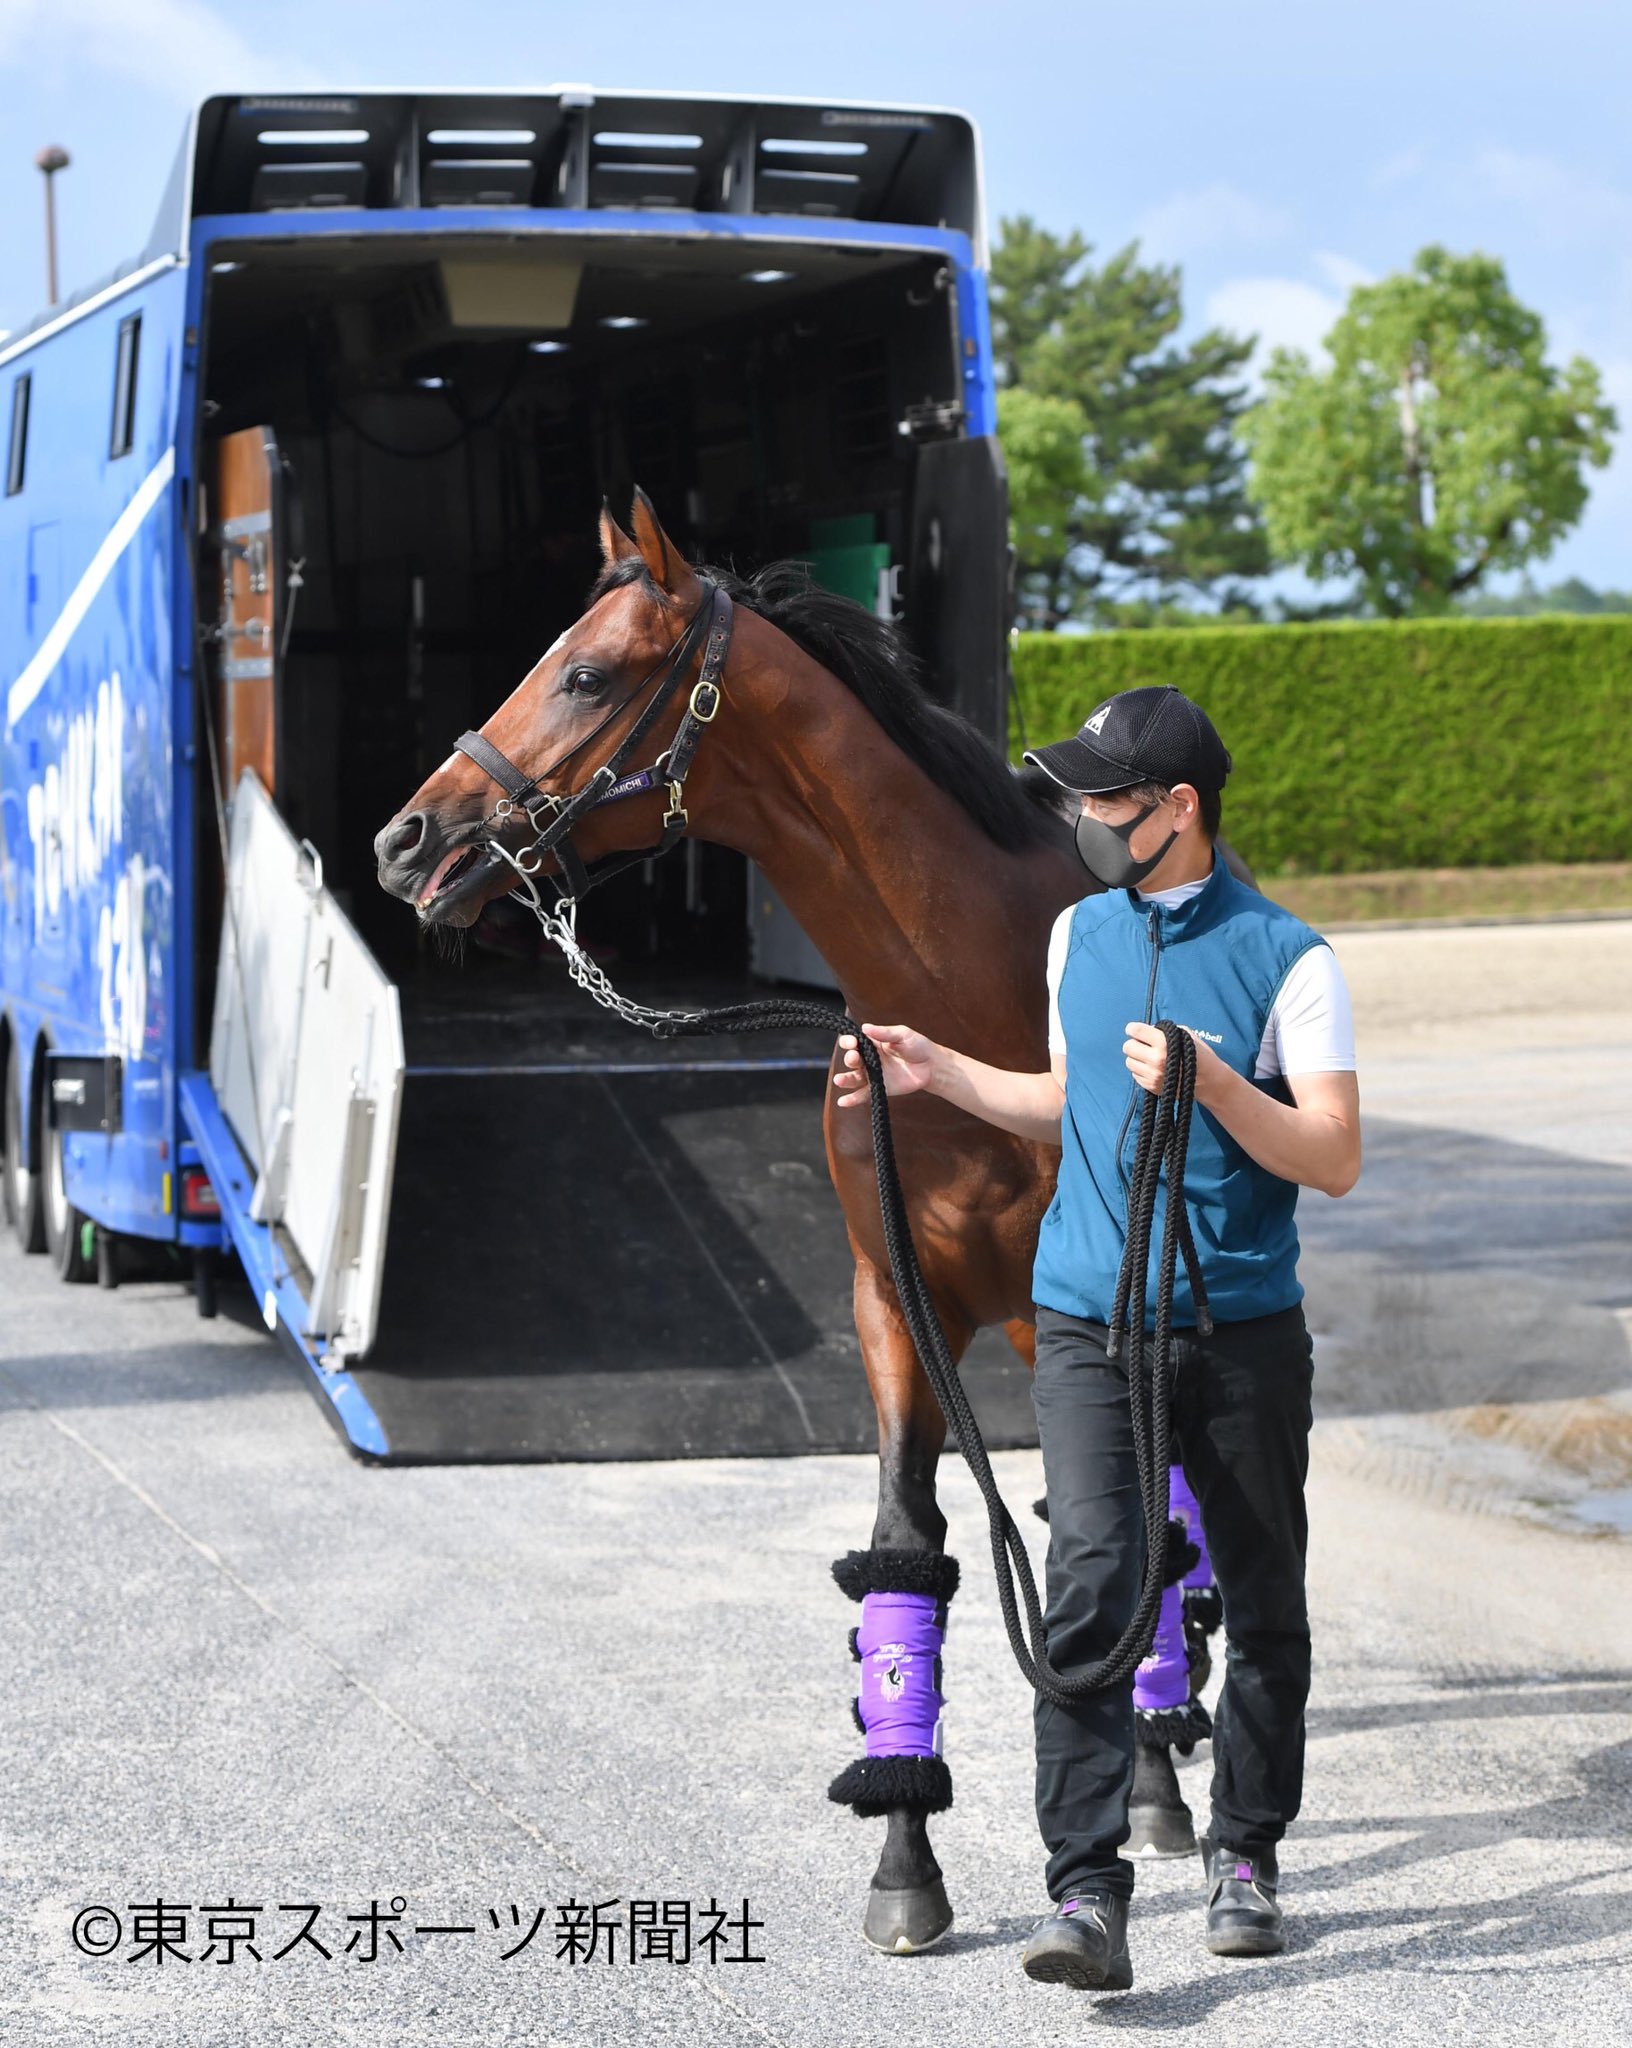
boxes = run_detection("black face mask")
[1073,800,1177,890]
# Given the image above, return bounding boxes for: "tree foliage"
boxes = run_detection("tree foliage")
[995,386,1090,591]
[1242,246,1617,617]
[1459,575,1632,617]
[991,216,1270,628]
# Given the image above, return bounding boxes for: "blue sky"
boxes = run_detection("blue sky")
[2,0,1627,594]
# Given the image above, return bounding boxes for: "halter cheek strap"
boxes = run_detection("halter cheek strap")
[450,579,733,907]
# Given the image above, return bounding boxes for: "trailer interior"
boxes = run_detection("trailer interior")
[189,225,1029,1462]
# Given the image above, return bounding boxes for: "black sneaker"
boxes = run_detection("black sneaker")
[1199,1834,1284,1956]
[1020,1889,1133,1991]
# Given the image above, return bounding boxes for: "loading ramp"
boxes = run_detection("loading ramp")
[187,775,1037,1462]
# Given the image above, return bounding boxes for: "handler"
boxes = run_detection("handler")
[832,683,1361,1993]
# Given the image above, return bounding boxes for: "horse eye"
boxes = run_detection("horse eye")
[565,666,603,697]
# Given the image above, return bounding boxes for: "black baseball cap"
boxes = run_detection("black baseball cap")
[1023,684,1232,796]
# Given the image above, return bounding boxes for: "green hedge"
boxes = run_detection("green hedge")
[1009,616,1632,875]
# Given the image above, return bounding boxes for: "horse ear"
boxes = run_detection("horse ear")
[629,486,699,600]
[599,499,640,567]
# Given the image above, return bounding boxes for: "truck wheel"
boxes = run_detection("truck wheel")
[3,1042,45,1254]
[193,1247,218,1319]
[41,1121,94,1284]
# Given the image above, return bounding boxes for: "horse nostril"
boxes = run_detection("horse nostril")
[377,811,427,865]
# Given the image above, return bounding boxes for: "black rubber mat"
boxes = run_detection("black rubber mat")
[351,1062,1039,1463]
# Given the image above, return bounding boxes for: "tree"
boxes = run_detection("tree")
[1459,575,1632,617]
[992,216,1270,628]
[1242,246,1617,617]
[995,386,1090,609]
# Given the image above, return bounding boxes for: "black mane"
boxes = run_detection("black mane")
[588,553,1068,852]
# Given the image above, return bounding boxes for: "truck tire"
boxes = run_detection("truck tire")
[193,1247,218,1319]
[41,1120,94,1284]
[3,1041,45,1254]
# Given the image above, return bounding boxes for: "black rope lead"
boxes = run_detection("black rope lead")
[637,998,1210,1708]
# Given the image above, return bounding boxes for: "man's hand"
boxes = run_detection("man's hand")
[833,1022,943,1107]
[1122,1020,1227,1104]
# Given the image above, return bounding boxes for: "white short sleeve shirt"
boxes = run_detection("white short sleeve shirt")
[1045,880,1356,1080]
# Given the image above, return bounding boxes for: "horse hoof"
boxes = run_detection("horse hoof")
[1128,1804,1198,1857]
[862,1878,954,1954]
[1127,1738,1197,1858]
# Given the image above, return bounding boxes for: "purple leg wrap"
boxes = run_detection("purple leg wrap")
[1133,1582,1189,1712]
[857,1592,943,1758]
[1169,1463,1213,1589]
[1140,1468,1218,1752]
[828,1549,959,1816]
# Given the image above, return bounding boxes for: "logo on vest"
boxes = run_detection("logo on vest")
[1194,1028,1224,1045]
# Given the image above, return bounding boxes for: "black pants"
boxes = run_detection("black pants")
[1031,1299,1315,1903]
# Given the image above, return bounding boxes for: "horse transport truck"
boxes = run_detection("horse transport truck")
[0,87,1030,1462]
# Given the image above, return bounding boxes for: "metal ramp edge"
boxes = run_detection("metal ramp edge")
[179,1069,391,1459]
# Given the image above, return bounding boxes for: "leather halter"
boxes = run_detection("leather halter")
[452,578,733,905]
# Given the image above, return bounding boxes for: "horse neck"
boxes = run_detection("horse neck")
[690,624,1073,1054]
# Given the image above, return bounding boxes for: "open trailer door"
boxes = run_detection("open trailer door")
[180,770,405,1456]
[907,434,1012,752]
[208,426,297,804]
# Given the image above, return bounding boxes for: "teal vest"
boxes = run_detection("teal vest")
[1031,857,1326,1329]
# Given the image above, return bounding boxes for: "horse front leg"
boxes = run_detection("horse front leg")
[828,1253,966,1955]
[1126,1460,1219,1857]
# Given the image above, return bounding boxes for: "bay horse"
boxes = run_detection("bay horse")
[372,491,1221,1953]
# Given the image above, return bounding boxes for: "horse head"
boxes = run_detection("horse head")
[373,488,713,926]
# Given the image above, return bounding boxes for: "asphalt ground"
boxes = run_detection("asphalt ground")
[1305,919,1632,1534]
[2,919,1629,2045]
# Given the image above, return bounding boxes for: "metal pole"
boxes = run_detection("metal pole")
[35,145,70,307]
